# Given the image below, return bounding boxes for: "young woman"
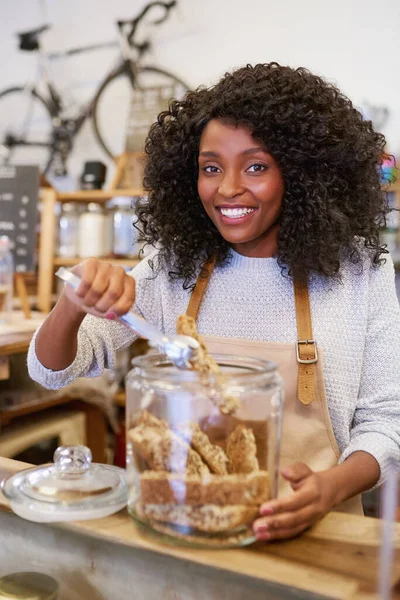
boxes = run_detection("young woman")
[29,63,400,541]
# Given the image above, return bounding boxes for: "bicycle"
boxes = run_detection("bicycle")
[0,0,189,176]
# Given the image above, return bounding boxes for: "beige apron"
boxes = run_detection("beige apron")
[186,259,363,515]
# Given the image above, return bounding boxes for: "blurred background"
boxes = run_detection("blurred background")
[0,0,398,480]
[0,0,399,182]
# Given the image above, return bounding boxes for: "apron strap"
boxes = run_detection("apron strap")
[186,255,217,321]
[186,256,317,405]
[293,278,317,406]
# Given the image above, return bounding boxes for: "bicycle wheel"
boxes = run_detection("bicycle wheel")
[92,64,189,160]
[0,86,53,172]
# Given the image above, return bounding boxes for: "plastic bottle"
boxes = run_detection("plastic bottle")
[0,236,14,325]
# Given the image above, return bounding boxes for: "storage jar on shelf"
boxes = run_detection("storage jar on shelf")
[0,235,14,325]
[78,203,113,258]
[58,202,80,258]
[109,197,139,257]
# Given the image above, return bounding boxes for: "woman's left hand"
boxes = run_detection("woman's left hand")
[253,463,337,542]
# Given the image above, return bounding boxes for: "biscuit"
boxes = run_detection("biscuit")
[176,314,220,375]
[174,422,228,474]
[226,425,259,473]
[137,502,259,533]
[128,412,209,476]
[176,314,239,415]
[139,470,269,505]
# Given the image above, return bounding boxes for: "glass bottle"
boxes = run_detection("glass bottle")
[0,236,14,325]
[125,353,283,548]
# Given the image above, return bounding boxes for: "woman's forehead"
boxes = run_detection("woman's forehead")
[199,119,267,153]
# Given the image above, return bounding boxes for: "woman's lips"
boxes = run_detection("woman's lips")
[216,206,257,224]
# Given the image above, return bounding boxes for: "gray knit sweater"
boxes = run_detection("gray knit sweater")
[28,249,400,484]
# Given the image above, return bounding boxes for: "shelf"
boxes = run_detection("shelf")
[386,182,400,193]
[0,398,108,461]
[0,396,76,426]
[54,183,398,200]
[57,189,145,203]
[53,257,141,268]
[0,332,34,357]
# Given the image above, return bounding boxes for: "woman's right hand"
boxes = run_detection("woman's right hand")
[62,258,136,319]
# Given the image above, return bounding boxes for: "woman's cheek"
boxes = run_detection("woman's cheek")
[198,180,213,211]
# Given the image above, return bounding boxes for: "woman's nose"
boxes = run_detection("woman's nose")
[218,171,245,199]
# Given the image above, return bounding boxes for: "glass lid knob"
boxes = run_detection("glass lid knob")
[53,446,92,476]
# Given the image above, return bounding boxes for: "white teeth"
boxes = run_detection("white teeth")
[220,207,256,218]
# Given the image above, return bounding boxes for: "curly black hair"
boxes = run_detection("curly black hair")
[137,62,390,287]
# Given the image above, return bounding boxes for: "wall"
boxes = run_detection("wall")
[0,0,399,183]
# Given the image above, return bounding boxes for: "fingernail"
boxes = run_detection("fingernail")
[281,468,291,477]
[260,505,274,516]
[254,523,269,533]
[255,531,271,541]
[105,311,117,320]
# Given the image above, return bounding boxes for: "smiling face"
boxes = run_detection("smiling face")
[197,119,285,258]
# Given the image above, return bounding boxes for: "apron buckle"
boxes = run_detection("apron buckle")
[296,339,318,364]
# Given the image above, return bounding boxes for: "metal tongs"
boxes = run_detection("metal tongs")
[56,267,199,369]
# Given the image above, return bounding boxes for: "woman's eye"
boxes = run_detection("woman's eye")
[246,164,267,173]
[203,165,221,173]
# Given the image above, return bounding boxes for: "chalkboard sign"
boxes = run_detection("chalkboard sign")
[0,165,39,273]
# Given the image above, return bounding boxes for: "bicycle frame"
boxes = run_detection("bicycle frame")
[35,0,174,125]
[1,0,179,171]
[28,26,137,135]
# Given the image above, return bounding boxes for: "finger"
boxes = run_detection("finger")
[81,263,112,307]
[107,275,136,316]
[259,484,317,517]
[255,503,318,535]
[281,463,313,483]
[72,259,99,298]
[255,522,310,542]
[94,267,127,313]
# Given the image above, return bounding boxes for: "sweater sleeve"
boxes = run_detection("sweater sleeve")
[27,252,162,390]
[339,254,400,485]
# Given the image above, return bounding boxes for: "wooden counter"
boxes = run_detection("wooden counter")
[0,317,108,462]
[1,457,399,599]
[0,311,45,356]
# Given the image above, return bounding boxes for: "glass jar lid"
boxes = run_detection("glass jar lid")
[86,202,104,213]
[1,446,127,523]
[0,572,58,600]
[61,202,78,213]
[107,196,134,210]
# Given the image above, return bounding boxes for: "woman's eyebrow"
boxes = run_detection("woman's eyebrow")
[199,151,219,157]
[199,147,267,158]
[242,147,267,156]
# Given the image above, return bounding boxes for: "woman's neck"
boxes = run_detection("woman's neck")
[230,223,279,258]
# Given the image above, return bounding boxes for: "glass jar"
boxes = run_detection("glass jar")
[0,235,13,325]
[78,203,112,258]
[102,205,114,257]
[125,353,283,548]
[58,203,79,258]
[109,197,139,257]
